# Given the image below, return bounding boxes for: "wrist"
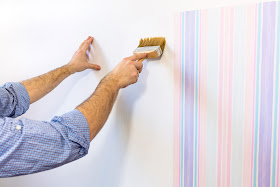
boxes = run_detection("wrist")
[64,64,76,75]
[106,72,121,91]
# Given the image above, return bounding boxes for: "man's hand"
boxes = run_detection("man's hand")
[67,36,101,74]
[109,53,147,89]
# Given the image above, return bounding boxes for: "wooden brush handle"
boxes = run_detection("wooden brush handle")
[138,59,145,63]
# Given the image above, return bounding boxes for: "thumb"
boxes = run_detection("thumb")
[88,63,101,70]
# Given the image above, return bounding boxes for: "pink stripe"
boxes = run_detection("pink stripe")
[198,10,208,187]
[250,5,258,186]
[222,8,230,187]
[179,12,182,187]
[173,12,182,187]
[226,8,234,187]
[217,8,224,187]
[243,5,257,187]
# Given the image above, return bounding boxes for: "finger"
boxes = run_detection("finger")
[79,40,86,49]
[133,76,139,84]
[82,36,94,51]
[133,60,143,73]
[87,63,101,70]
[79,36,91,49]
[79,41,85,49]
[127,53,147,61]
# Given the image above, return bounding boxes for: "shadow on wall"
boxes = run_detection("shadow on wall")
[88,39,111,78]
[87,60,149,186]
[84,44,173,186]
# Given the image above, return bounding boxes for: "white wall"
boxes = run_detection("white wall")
[0,0,261,186]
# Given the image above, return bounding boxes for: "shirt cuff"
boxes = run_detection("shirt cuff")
[5,82,30,116]
[52,109,90,153]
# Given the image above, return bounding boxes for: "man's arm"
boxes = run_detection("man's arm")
[21,36,100,104]
[77,53,147,140]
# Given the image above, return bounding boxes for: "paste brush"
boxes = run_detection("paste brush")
[133,37,166,62]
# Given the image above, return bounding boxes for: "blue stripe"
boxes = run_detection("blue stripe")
[181,11,185,187]
[272,2,280,186]
[253,3,262,187]
[194,10,199,187]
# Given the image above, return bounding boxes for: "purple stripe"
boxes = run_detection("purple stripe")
[184,11,195,187]
[258,2,276,187]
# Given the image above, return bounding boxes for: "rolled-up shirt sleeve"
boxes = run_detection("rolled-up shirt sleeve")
[0,109,90,178]
[0,82,30,118]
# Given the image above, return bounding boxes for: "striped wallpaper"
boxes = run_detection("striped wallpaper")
[173,1,280,187]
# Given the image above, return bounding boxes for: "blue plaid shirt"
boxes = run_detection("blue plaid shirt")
[0,82,90,177]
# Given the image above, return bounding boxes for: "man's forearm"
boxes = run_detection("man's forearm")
[76,74,120,141]
[21,65,72,104]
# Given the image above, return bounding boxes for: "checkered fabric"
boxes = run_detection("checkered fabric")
[0,82,90,177]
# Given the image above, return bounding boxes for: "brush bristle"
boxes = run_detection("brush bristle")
[138,37,166,53]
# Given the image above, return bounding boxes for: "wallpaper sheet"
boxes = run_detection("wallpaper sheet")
[173,1,280,187]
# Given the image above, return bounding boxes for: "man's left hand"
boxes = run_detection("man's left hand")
[67,36,101,74]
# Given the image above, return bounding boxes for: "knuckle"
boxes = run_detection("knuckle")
[123,57,129,61]
[133,72,138,77]
[130,67,136,72]
[126,61,133,66]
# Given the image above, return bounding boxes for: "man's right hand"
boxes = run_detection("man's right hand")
[109,53,147,89]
